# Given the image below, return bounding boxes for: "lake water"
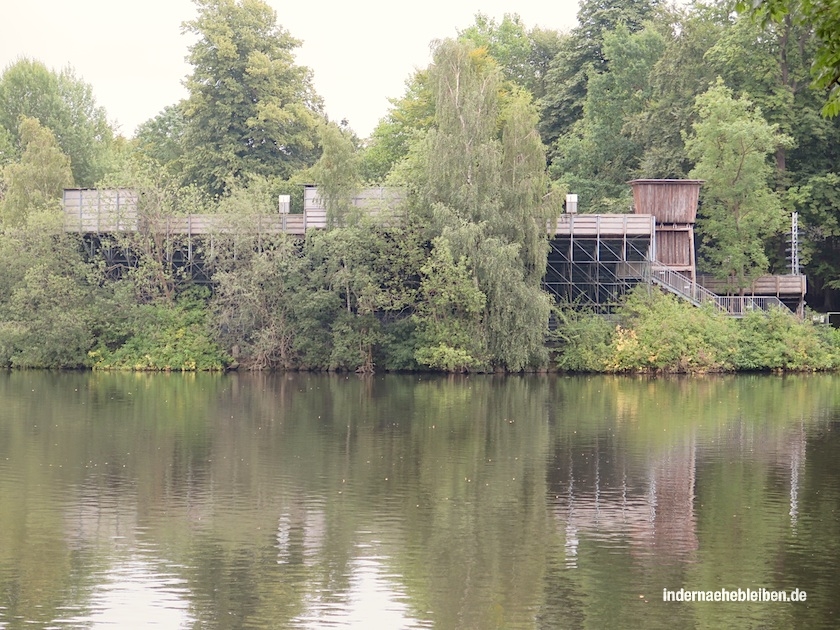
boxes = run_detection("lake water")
[0,371,838,629]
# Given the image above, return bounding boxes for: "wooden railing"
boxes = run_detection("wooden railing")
[696,274,806,298]
[549,213,655,237]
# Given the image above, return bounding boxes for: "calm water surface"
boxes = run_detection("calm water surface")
[0,371,839,629]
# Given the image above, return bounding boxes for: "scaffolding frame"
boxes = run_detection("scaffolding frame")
[544,230,654,313]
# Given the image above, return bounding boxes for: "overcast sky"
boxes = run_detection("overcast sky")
[0,0,580,139]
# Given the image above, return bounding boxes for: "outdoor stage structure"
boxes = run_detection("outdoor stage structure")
[62,181,807,316]
[544,179,806,316]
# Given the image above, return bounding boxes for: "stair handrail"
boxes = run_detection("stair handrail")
[644,263,787,315]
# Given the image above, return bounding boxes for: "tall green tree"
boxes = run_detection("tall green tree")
[413,237,488,371]
[539,0,661,155]
[792,173,840,308]
[704,8,830,187]
[308,122,361,227]
[0,117,73,226]
[359,70,435,183]
[133,103,187,179]
[0,58,113,187]
[685,80,792,287]
[181,0,323,196]
[0,210,113,368]
[412,40,557,371]
[551,24,667,211]
[736,0,840,117]
[458,13,562,100]
[629,3,725,178]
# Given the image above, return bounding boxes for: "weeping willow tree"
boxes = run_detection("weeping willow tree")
[411,39,561,371]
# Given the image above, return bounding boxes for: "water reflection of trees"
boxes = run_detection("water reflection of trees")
[1,372,840,628]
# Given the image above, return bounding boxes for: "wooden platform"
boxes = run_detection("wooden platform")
[549,214,655,237]
[697,274,806,298]
[63,188,409,237]
[66,189,656,240]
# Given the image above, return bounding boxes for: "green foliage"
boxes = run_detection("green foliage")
[133,103,187,180]
[91,288,227,371]
[686,80,791,286]
[0,117,73,226]
[410,39,556,371]
[539,0,661,154]
[733,307,837,370]
[630,4,724,178]
[0,124,15,167]
[420,42,503,223]
[210,219,423,372]
[0,263,94,369]
[605,286,737,373]
[554,287,838,374]
[413,238,487,372]
[328,311,382,373]
[378,318,421,371]
[552,307,615,372]
[736,0,840,117]
[359,70,434,183]
[0,212,110,368]
[305,223,422,372]
[211,235,312,369]
[308,122,361,227]
[0,58,113,187]
[794,173,840,294]
[458,13,562,99]
[181,0,323,196]
[550,24,667,211]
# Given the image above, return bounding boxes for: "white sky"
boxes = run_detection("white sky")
[0,0,580,140]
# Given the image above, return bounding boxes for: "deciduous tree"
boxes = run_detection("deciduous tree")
[412,40,557,371]
[0,117,73,226]
[181,0,324,196]
[736,0,840,117]
[0,58,113,187]
[308,122,361,227]
[685,80,792,287]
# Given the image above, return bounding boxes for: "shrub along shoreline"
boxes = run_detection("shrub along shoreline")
[553,287,840,374]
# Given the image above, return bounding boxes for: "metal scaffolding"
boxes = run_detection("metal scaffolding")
[543,232,653,312]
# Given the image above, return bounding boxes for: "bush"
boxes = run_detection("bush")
[605,287,737,373]
[734,307,838,371]
[91,288,228,371]
[557,286,840,374]
[552,307,615,372]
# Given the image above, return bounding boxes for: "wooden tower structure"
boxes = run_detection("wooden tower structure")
[629,179,702,281]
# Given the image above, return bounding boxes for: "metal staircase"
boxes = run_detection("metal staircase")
[645,263,786,316]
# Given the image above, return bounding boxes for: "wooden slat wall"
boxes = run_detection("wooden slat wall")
[697,274,806,297]
[654,230,692,267]
[63,189,138,232]
[629,180,702,224]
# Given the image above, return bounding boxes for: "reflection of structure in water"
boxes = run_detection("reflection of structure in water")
[551,437,698,567]
[550,423,808,567]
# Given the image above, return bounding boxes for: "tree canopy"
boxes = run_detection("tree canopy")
[0,58,113,187]
[180,0,324,196]
[0,117,73,226]
[736,0,840,117]
[685,80,791,286]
